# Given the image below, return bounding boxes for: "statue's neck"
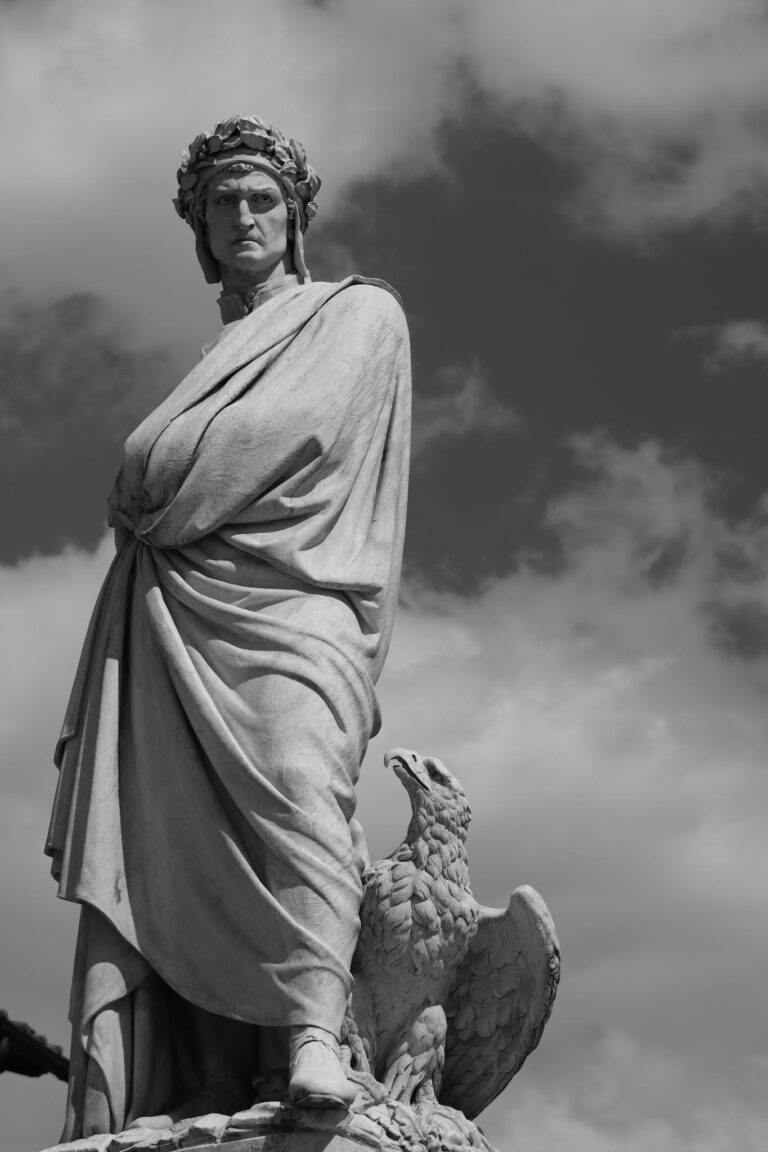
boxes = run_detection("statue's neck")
[217,272,301,324]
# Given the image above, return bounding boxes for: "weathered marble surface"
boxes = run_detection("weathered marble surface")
[40,1095,491,1152]
[46,276,411,1133]
[43,111,559,1147]
[42,750,558,1152]
[40,1103,388,1151]
[343,751,560,1121]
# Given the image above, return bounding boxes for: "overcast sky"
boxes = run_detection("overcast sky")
[2,2,768,1150]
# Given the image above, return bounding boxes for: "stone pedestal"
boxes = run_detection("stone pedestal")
[40,1104,395,1152]
[167,1138,376,1152]
[39,1091,499,1152]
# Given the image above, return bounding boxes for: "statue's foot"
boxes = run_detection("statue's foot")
[288,1026,357,1110]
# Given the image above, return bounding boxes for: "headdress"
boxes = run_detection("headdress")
[173,114,321,285]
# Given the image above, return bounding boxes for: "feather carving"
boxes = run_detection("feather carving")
[345,748,560,1122]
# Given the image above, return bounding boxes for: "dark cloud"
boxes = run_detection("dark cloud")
[411,362,520,462]
[0,290,175,563]
[680,319,768,375]
[2,3,768,1147]
[364,434,768,1150]
[311,106,768,590]
[709,599,768,659]
[4,435,768,1149]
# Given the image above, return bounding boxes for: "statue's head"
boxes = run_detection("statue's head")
[173,114,321,287]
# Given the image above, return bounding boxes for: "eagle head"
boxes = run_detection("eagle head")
[385,748,472,838]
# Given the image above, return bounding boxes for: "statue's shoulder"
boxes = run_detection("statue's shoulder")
[345,275,404,311]
[311,277,407,336]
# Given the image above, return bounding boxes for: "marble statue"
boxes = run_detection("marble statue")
[43,115,559,1152]
[45,114,410,1138]
[42,748,559,1152]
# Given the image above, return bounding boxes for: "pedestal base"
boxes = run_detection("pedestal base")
[40,1103,392,1152]
[41,1090,497,1152]
[41,1101,400,1152]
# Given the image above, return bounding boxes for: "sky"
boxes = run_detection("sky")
[1,1,768,1149]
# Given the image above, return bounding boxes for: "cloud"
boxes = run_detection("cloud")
[0,287,173,561]
[411,362,520,462]
[0,0,463,344]
[360,431,768,1147]
[1,0,767,347]
[495,1076,768,1152]
[3,434,768,1146]
[466,0,768,235]
[0,536,114,1150]
[684,319,768,374]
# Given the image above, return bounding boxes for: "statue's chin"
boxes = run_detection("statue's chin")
[215,241,290,285]
[219,254,291,293]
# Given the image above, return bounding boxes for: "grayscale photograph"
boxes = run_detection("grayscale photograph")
[1,3,767,1151]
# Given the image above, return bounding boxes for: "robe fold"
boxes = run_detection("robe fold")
[45,276,411,1136]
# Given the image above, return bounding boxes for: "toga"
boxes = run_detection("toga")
[45,276,411,1135]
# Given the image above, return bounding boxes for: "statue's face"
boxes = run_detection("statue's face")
[204,169,292,287]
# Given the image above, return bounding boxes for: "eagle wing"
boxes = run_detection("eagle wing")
[439,885,560,1120]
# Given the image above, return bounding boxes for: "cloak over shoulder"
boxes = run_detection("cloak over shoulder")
[46,277,410,1133]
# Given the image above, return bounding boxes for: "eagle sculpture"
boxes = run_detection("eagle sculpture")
[342,748,560,1125]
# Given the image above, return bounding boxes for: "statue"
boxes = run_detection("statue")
[42,115,558,1152]
[343,751,558,1121]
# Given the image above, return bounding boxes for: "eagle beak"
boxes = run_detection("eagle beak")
[385,748,432,792]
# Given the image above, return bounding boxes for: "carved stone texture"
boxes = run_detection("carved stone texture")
[41,749,558,1152]
[38,1096,492,1152]
[40,1105,394,1152]
[343,750,560,1123]
[46,276,413,1133]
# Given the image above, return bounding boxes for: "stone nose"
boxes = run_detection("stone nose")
[233,200,256,228]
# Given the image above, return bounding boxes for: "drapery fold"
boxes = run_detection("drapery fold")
[46,278,410,1137]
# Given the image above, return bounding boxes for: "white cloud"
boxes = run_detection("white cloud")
[3,438,768,1145]
[0,536,114,1150]
[463,0,768,234]
[1,0,767,350]
[361,432,768,1146]
[0,0,463,348]
[411,363,520,461]
[493,1078,768,1152]
[686,319,768,373]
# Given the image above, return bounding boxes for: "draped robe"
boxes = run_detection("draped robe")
[45,277,411,1136]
